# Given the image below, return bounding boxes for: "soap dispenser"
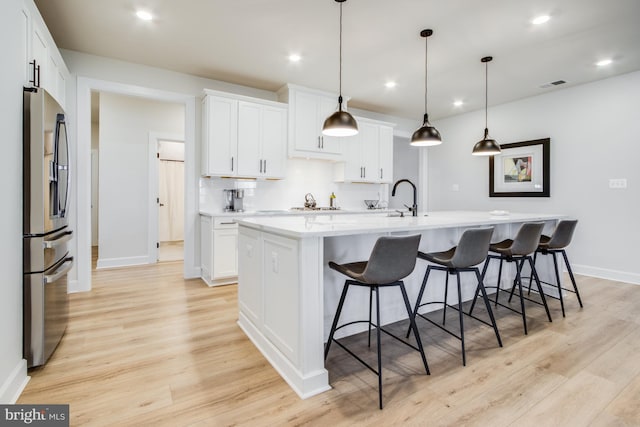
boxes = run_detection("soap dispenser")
[330,192,337,209]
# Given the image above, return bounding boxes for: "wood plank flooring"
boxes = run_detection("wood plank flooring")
[18,261,640,426]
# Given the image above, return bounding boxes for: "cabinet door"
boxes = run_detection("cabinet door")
[293,90,321,153]
[213,228,238,279]
[20,6,31,86]
[359,122,379,181]
[261,106,287,178]
[32,25,48,89]
[317,96,342,154]
[237,101,262,177]
[378,125,394,183]
[205,96,238,176]
[200,216,213,281]
[339,132,364,181]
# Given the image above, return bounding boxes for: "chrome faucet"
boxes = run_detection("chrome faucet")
[391,179,418,217]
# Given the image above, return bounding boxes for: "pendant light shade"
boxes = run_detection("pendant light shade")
[323,0,358,137]
[472,56,501,156]
[411,29,442,147]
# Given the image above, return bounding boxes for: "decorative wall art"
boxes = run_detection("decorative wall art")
[489,138,550,197]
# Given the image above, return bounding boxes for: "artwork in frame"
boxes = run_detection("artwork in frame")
[489,138,550,197]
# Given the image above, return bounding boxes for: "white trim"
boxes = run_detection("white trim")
[394,129,413,139]
[0,360,29,404]
[76,77,198,291]
[572,264,640,286]
[96,255,150,270]
[148,132,185,264]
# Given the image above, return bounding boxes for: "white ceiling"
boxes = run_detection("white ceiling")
[35,0,640,121]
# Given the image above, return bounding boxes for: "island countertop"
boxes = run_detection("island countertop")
[235,210,566,238]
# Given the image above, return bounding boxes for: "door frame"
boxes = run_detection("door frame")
[75,77,197,292]
[148,132,184,263]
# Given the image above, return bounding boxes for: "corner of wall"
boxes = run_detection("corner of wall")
[0,359,29,404]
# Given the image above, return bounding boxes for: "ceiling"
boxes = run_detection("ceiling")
[35,0,640,121]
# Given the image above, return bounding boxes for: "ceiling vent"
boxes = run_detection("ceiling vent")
[540,80,567,89]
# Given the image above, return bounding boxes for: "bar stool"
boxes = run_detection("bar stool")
[325,234,430,409]
[407,227,502,366]
[469,222,552,335]
[526,219,582,317]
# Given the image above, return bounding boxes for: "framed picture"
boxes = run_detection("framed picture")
[489,138,550,197]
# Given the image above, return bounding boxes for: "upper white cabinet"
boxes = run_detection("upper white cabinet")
[21,0,69,109]
[202,89,287,179]
[277,84,346,161]
[334,117,395,184]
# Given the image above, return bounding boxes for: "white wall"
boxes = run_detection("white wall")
[0,0,29,403]
[429,71,640,283]
[97,93,184,267]
[389,136,420,210]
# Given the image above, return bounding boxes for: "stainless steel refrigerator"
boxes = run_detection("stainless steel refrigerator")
[23,87,73,368]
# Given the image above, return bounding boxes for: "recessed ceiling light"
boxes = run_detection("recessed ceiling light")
[596,58,613,67]
[453,100,464,107]
[385,81,397,88]
[288,54,301,63]
[532,15,550,25]
[136,10,153,21]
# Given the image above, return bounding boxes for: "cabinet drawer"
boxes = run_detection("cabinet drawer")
[214,218,239,229]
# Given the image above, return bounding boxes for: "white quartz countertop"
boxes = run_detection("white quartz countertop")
[199,208,394,217]
[235,210,567,238]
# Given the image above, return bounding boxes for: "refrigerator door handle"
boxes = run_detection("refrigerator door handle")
[43,230,73,249]
[44,258,73,284]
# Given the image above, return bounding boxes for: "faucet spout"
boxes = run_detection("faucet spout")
[391,179,418,217]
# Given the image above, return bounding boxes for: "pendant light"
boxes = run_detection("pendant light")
[322,0,358,137]
[472,56,501,156]
[411,29,442,146]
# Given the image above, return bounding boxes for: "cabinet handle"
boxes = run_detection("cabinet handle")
[380,168,383,179]
[36,63,40,87]
[29,60,40,87]
[231,157,234,171]
[264,159,267,174]
[259,159,263,173]
[318,136,321,149]
[220,222,236,225]
[321,136,324,149]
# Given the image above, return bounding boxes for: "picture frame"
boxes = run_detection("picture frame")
[489,138,550,197]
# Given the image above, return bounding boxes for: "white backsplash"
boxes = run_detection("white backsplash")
[200,158,388,212]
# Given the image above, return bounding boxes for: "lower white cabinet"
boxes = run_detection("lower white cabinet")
[200,215,238,286]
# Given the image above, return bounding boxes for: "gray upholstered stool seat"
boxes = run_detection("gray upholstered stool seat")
[469,222,553,335]
[409,227,502,366]
[325,234,430,410]
[527,219,582,317]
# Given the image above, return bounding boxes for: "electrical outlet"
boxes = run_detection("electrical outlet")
[609,178,628,189]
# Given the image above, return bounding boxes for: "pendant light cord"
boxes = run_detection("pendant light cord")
[424,34,428,115]
[484,60,488,129]
[338,2,343,106]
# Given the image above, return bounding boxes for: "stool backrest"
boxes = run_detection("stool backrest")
[363,234,421,284]
[451,227,494,268]
[510,222,545,255]
[547,220,578,249]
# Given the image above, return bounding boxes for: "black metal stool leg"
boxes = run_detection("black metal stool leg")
[474,268,502,347]
[443,271,450,325]
[325,281,351,360]
[455,271,466,366]
[527,251,538,295]
[368,287,373,347]
[469,258,490,315]
[529,257,552,322]
[552,252,565,317]
[515,258,528,335]
[495,258,504,307]
[407,265,431,339]
[562,250,583,308]
[399,282,430,375]
[375,286,383,410]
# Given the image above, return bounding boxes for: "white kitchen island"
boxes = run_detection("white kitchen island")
[236,211,566,399]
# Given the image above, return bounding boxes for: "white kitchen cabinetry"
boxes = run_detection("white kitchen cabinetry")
[200,215,239,286]
[202,89,287,179]
[237,101,287,178]
[21,0,69,108]
[334,117,395,183]
[277,84,346,160]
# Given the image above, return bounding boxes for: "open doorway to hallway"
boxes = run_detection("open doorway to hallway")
[90,90,185,270]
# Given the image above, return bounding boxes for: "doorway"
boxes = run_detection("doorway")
[155,138,185,262]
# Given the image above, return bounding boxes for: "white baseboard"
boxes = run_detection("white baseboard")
[96,255,149,269]
[184,266,201,279]
[571,264,640,286]
[0,360,29,404]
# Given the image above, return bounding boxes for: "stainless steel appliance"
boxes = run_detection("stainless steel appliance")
[223,189,245,212]
[23,87,73,368]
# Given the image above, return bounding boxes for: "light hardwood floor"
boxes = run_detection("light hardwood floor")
[18,261,640,426]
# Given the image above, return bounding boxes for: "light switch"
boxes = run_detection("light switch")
[609,178,628,189]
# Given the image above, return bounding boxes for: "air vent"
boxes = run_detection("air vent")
[540,80,567,89]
